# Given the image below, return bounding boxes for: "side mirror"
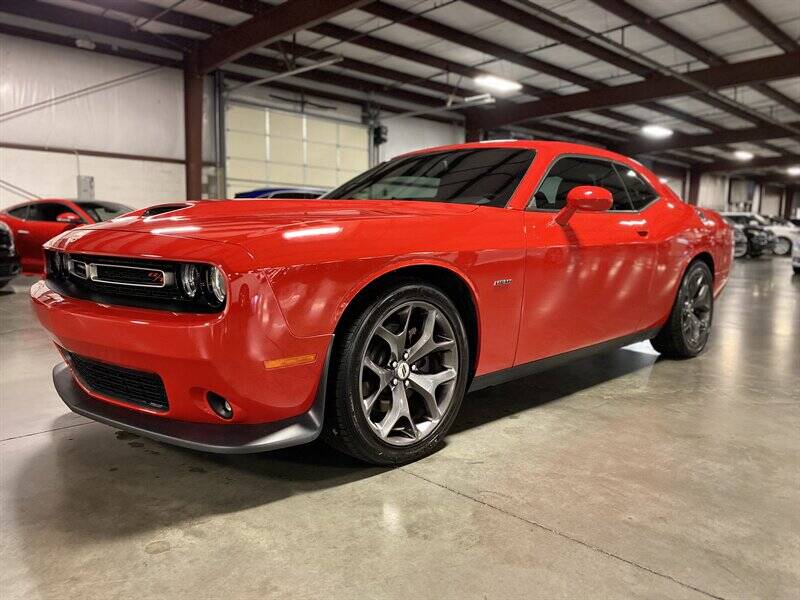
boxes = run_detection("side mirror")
[56,212,82,225]
[554,186,613,226]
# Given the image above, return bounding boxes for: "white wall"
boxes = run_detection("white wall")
[697,174,730,211]
[380,116,464,161]
[0,34,209,208]
[0,148,185,210]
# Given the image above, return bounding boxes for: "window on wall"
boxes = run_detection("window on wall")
[225,104,369,197]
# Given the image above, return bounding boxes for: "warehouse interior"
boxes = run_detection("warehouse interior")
[0,1,798,598]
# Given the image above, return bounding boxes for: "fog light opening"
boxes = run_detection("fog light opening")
[207,391,233,420]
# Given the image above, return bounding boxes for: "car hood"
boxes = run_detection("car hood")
[83,199,480,247]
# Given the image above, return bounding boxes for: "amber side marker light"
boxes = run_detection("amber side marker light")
[264,354,317,370]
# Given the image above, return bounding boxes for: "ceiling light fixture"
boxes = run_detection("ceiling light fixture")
[474,74,522,93]
[786,166,800,176]
[641,124,673,139]
[733,150,754,161]
[659,177,669,183]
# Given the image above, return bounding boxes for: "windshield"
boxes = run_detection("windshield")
[324,148,535,208]
[76,201,132,221]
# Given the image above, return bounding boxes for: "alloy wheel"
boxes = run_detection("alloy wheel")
[680,270,712,351]
[773,237,791,256]
[359,301,458,446]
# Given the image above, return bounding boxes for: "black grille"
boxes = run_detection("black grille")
[45,251,222,313]
[66,351,169,411]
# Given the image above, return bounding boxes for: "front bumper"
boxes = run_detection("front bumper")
[53,361,328,453]
[32,275,331,428]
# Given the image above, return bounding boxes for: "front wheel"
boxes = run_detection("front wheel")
[651,261,714,359]
[324,283,470,465]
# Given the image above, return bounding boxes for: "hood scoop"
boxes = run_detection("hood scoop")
[143,203,191,217]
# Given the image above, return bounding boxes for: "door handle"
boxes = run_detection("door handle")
[17,229,29,235]
[636,229,649,237]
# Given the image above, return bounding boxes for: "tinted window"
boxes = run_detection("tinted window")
[76,201,131,221]
[27,203,82,222]
[531,156,631,211]
[6,205,29,219]
[325,148,535,208]
[618,167,658,210]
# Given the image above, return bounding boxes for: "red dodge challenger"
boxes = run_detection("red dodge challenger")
[31,141,733,464]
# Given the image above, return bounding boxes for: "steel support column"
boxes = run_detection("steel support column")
[184,53,204,200]
[687,170,702,206]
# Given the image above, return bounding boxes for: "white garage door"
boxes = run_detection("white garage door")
[225,103,369,197]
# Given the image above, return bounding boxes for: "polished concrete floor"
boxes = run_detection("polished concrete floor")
[1,259,798,599]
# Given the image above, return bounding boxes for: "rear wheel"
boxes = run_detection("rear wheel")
[324,283,470,465]
[651,261,713,359]
[773,236,792,256]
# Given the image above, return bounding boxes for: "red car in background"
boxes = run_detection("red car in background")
[1,199,132,274]
[31,141,733,465]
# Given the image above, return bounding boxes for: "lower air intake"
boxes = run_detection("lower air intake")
[65,351,169,411]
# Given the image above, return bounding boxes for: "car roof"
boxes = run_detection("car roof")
[395,140,646,166]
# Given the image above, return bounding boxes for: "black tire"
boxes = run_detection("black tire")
[651,261,714,359]
[794,266,800,275]
[323,282,470,465]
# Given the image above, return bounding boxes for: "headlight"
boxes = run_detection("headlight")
[207,266,226,305]
[180,264,200,298]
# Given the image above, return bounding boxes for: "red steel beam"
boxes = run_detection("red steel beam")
[621,122,800,155]
[697,154,800,174]
[470,51,800,130]
[591,0,800,121]
[724,0,798,53]
[196,0,371,74]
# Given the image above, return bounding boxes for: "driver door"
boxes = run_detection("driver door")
[515,156,657,365]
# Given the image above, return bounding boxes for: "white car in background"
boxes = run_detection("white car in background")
[722,212,799,257]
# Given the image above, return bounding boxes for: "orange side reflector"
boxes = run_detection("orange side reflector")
[263,354,317,370]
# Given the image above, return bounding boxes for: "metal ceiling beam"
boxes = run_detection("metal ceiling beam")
[360,1,601,90]
[723,0,798,53]
[470,51,800,130]
[697,154,800,174]
[621,122,800,155]
[0,0,193,51]
[73,0,473,99]
[233,54,449,108]
[195,0,371,74]
[460,0,765,137]
[591,0,800,119]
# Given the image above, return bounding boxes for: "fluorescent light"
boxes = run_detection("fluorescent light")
[787,166,800,176]
[474,74,522,93]
[641,124,673,139]
[658,177,669,183]
[733,150,754,161]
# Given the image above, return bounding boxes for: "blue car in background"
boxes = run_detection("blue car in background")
[234,186,327,199]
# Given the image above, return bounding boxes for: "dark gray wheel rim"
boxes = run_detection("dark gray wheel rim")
[774,237,791,256]
[681,269,712,351]
[359,301,458,446]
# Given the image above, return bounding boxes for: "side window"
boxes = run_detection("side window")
[27,203,81,222]
[617,166,659,210]
[6,205,30,219]
[531,156,632,211]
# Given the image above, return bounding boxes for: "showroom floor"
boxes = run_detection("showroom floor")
[1,260,798,599]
